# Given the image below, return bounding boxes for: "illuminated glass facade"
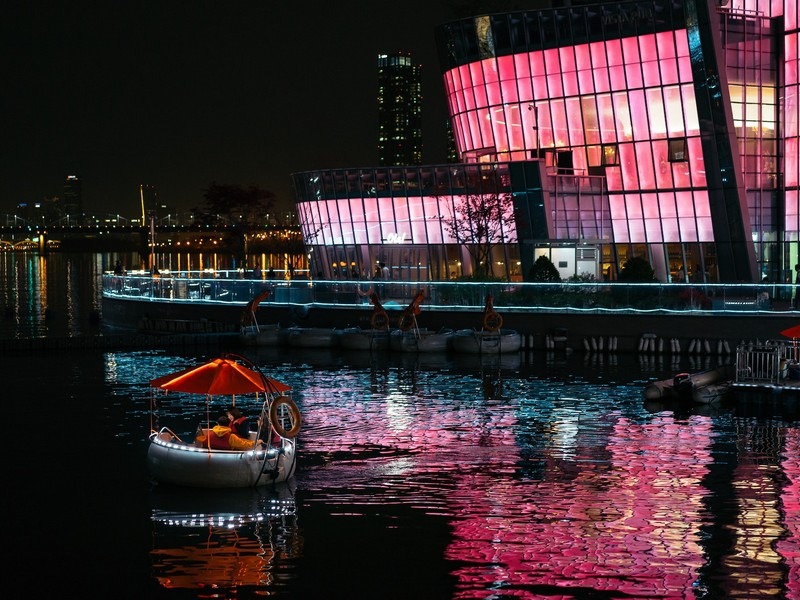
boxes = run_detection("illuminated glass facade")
[293,0,798,284]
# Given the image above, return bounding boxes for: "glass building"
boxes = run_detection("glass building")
[293,0,798,285]
[378,52,424,167]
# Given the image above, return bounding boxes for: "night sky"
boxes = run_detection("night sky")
[3,1,454,217]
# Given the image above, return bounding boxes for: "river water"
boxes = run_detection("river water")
[3,253,799,599]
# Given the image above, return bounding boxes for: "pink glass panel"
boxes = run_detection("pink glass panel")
[784,137,798,186]
[660,57,679,85]
[641,192,660,219]
[659,192,677,218]
[578,67,596,95]
[591,42,610,93]
[530,51,546,77]
[635,142,656,190]
[642,58,661,87]
[628,90,649,141]
[609,195,630,242]
[656,31,676,58]
[628,218,646,243]
[478,107,494,147]
[695,217,714,242]
[653,140,674,189]
[646,88,667,138]
[537,104,554,147]
[678,55,693,83]
[596,94,616,143]
[472,67,489,109]
[505,104,524,150]
[681,85,700,134]
[500,78,520,103]
[498,55,516,82]
[693,191,711,217]
[625,62,643,89]
[481,58,499,84]
[619,143,639,190]
[582,97,600,144]
[609,65,627,90]
[605,167,623,191]
[492,107,510,152]
[625,194,643,219]
[559,47,579,96]
[671,158,692,188]
[532,75,548,100]
[785,191,799,234]
[686,137,706,187]
[664,86,685,136]
[606,39,623,66]
[487,77,503,106]
[514,53,531,80]
[550,99,568,146]
[639,34,658,62]
[468,111,482,149]
[675,30,690,57]
[612,92,633,141]
[644,218,664,242]
[661,217,679,241]
[622,36,640,62]
[566,98,584,146]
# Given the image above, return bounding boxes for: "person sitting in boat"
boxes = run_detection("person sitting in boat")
[208,414,260,451]
[227,406,252,440]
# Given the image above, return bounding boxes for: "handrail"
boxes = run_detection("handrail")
[102,272,797,316]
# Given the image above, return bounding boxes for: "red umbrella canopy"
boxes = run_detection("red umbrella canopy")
[150,357,291,395]
[780,324,800,339]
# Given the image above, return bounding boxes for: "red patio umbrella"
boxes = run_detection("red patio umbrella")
[150,356,291,396]
[780,324,800,362]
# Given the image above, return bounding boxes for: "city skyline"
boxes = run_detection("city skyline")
[3,1,453,216]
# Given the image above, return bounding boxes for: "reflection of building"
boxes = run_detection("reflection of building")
[378,52,423,167]
[293,0,799,284]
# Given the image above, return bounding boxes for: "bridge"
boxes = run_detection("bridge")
[0,213,301,254]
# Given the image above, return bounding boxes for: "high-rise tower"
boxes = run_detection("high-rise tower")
[62,175,83,224]
[377,52,423,166]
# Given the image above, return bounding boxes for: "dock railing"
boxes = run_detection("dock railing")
[735,342,797,385]
[102,270,798,315]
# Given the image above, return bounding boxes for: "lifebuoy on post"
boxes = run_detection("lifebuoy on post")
[269,396,302,439]
[371,310,389,330]
[483,311,503,332]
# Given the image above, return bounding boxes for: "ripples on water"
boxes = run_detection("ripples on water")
[18,347,784,599]
[3,253,798,598]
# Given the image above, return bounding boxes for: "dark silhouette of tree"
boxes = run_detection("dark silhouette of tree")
[618,256,656,282]
[529,255,561,281]
[195,182,277,226]
[442,170,515,279]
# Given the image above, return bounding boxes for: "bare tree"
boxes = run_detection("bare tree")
[442,171,515,279]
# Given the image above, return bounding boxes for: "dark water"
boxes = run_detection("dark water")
[3,254,800,599]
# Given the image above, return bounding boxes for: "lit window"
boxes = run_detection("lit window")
[602,144,619,166]
[668,138,687,162]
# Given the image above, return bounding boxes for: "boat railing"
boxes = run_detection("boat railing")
[102,271,798,316]
[735,342,796,385]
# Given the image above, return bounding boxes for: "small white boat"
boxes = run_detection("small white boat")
[339,327,391,351]
[451,329,522,355]
[147,354,302,488]
[240,289,285,346]
[390,327,454,353]
[286,326,341,348]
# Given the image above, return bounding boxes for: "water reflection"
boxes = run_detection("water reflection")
[150,482,300,593]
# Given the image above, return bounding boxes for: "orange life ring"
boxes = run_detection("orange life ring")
[269,396,302,439]
[483,311,503,332]
[371,311,389,330]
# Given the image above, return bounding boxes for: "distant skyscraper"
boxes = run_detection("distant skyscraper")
[377,52,423,166]
[62,175,83,223]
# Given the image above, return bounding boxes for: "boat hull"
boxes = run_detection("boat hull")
[451,329,522,354]
[338,328,390,351]
[240,324,286,347]
[286,327,341,348]
[390,329,454,353]
[147,434,297,488]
